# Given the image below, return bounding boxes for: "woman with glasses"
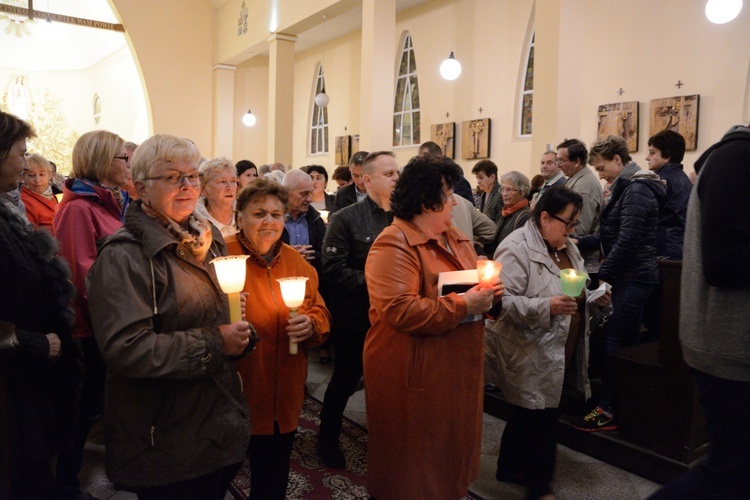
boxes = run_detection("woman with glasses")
[52,130,131,498]
[485,186,611,500]
[197,157,238,237]
[485,171,532,256]
[86,134,253,499]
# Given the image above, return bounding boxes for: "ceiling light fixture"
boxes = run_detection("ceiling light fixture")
[705,0,743,23]
[242,109,256,127]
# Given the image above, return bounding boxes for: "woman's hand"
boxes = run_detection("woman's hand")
[594,289,612,308]
[287,314,314,344]
[46,333,61,360]
[464,285,495,316]
[240,292,249,320]
[486,277,505,305]
[550,295,578,316]
[219,321,253,356]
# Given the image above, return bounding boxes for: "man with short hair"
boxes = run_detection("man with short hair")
[332,151,369,212]
[418,141,474,203]
[558,138,603,258]
[318,151,399,468]
[270,162,286,173]
[281,169,326,270]
[531,150,566,207]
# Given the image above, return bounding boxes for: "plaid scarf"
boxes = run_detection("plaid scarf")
[141,202,213,261]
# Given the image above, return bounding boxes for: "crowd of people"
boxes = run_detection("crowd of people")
[1,106,748,500]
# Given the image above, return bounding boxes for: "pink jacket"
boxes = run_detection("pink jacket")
[53,178,127,339]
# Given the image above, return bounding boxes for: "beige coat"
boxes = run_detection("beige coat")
[485,221,595,409]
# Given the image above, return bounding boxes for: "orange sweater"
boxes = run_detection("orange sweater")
[20,186,57,231]
[226,235,330,435]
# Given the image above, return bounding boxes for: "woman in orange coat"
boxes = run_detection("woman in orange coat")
[225,178,330,500]
[363,156,503,499]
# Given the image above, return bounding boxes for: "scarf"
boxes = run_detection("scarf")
[141,202,213,261]
[502,197,529,218]
[0,188,29,225]
[97,182,125,212]
[237,230,281,267]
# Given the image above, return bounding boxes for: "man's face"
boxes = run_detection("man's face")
[350,164,365,192]
[288,177,313,217]
[540,152,559,180]
[645,146,669,171]
[556,147,579,177]
[364,155,400,199]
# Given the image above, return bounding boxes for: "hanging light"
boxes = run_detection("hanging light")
[242,109,256,127]
[314,86,330,107]
[440,52,462,80]
[705,0,743,23]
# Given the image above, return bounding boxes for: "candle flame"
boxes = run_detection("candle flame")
[569,270,577,277]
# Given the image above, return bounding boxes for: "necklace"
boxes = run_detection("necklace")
[553,249,560,263]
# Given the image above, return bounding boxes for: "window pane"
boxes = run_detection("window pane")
[409,46,417,72]
[402,112,412,143]
[395,78,406,112]
[311,129,317,153]
[524,46,534,91]
[410,75,419,108]
[522,93,533,135]
[323,126,328,153]
[413,111,421,144]
[393,115,402,146]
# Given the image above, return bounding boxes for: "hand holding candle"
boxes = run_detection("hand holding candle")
[560,268,588,297]
[277,277,309,354]
[477,259,502,288]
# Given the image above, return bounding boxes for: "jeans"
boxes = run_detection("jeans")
[649,369,750,499]
[598,280,655,414]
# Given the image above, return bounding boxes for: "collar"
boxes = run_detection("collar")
[544,171,565,186]
[392,217,471,247]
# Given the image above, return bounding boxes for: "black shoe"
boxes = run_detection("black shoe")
[318,437,346,469]
[496,469,525,486]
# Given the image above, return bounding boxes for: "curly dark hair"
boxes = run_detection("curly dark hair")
[390,156,461,221]
[304,164,328,182]
[331,165,351,182]
[236,177,290,214]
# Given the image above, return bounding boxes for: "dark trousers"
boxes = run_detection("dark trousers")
[134,462,242,500]
[497,405,560,499]
[649,370,750,499]
[599,281,655,414]
[56,336,107,497]
[319,319,368,441]
[247,422,296,500]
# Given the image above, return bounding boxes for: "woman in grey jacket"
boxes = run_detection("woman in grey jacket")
[87,134,254,499]
[485,187,611,500]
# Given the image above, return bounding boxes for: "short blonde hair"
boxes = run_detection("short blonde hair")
[131,134,201,181]
[199,157,235,186]
[26,153,52,173]
[71,130,124,181]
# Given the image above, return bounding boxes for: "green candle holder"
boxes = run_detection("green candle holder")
[560,268,588,297]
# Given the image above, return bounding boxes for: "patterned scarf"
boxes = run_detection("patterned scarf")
[141,201,213,261]
[237,230,281,267]
[502,197,529,218]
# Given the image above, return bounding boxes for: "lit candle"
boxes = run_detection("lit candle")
[477,260,502,288]
[319,210,330,224]
[55,193,64,203]
[277,277,309,355]
[211,255,250,323]
[560,268,588,297]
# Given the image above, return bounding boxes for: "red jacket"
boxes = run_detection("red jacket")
[53,178,126,339]
[226,235,330,435]
[20,186,57,231]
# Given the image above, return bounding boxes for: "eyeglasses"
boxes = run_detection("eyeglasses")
[114,155,130,163]
[144,172,201,187]
[500,187,519,194]
[549,213,581,231]
[556,158,573,165]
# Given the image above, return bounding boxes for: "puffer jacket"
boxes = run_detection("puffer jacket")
[485,221,602,409]
[580,169,666,285]
[87,201,250,488]
[654,162,691,259]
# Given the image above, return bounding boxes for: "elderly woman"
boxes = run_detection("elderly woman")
[363,156,502,499]
[1,111,77,499]
[305,164,335,212]
[53,129,131,497]
[197,157,238,237]
[471,159,502,222]
[236,159,258,188]
[484,171,532,257]
[485,187,611,500]
[86,134,252,498]
[20,153,59,231]
[225,178,330,500]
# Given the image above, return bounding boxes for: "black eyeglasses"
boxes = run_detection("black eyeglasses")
[144,172,201,187]
[549,213,581,231]
[114,155,129,162]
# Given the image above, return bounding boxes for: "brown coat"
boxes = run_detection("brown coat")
[363,219,484,499]
[226,236,330,435]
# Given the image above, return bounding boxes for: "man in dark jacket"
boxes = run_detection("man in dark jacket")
[318,151,398,468]
[418,141,475,204]
[575,135,666,432]
[332,151,369,212]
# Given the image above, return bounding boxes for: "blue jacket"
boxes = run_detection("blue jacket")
[654,163,691,259]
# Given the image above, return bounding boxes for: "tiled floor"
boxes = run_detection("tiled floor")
[81,351,661,499]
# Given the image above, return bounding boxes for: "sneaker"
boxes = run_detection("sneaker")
[573,406,617,432]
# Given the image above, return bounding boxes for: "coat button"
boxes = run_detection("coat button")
[179,250,185,256]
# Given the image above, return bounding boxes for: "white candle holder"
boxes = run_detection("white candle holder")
[211,255,250,323]
[277,277,309,355]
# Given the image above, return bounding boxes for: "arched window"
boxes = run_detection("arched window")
[310,63,329,155]
[393,33,420,147]
[519,31,535,136]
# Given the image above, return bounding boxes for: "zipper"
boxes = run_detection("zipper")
[150,425,155,447]
[267,265,282,423]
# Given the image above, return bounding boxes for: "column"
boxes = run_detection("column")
[360,0,396,151]
[267,33,297,166]
[212,64,236,158]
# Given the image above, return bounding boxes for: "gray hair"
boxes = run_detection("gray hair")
[282,168,312,188]
[199,157,235,186]
[263,169,285,185]
[500,171,531,197]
